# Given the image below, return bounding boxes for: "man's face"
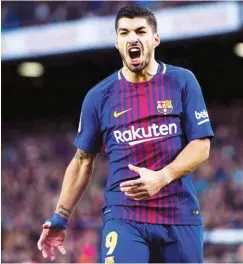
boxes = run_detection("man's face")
[116,17,159,73]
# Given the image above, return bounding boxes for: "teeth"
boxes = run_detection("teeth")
[130,48,140,52]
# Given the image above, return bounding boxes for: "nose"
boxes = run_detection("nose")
[128,31,138,44]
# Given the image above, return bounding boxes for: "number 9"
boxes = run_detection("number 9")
[106,231,118,255]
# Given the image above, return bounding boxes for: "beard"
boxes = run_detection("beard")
[119,46,154,73]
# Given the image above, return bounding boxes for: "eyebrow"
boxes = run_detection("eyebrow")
[119,26,147,32]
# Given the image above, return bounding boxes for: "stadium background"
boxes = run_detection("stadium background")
[2,1,243,263]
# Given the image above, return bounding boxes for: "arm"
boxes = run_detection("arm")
[37,150,97,260]
[38,89,102,260]
[162,138,210,184]
[55,89,102,218]
[55,149,97,219]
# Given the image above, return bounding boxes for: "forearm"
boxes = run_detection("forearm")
[55,151,96,219]
[162,138,210,183]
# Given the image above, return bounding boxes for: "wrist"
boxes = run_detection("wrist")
[45,213,68,229]
[54,211,69,220]
[159,166,174,186]
[55,204,72,219]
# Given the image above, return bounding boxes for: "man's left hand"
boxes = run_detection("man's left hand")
[120,164,172,201]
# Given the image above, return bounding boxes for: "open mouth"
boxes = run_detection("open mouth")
[128,47,141,65]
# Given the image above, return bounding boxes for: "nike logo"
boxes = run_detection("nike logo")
[114,108,132,118]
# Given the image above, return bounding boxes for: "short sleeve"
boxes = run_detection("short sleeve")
[182,71,214,142]
[74,90,103,153]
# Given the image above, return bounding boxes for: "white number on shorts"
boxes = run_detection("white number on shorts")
[105,231,118,255]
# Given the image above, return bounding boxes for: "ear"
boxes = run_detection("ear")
[154,33,160,48]
[115,37,119,49]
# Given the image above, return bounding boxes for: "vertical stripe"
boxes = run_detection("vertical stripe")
[114,82,119,188]
[125,80,134,221]
[115,81,122,219]
[107,85,114,188]
[131,82,142,222]
[137,82,149,223]
[171,76,180,224]
[165,76,174,224]
[148,80,160,224]
[160,73,169,224]
[119,78,127,220]
[142,81,157,223]
[154,75,164,224]
[135,83,145,222]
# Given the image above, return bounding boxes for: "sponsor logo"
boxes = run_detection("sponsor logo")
[113,123,177,146]
[195,110,209,125]
[157,100,173,114]
[195,110,208,119]
[105,256,114,264]
[114,108,132,118]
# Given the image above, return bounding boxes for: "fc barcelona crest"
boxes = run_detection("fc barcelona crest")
[157,100,173,114]
[105,256,115,264]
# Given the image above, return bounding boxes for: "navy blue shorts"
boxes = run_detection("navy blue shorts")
[101,217,203,263]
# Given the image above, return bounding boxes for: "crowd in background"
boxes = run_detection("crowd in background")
[2,101,243,263]
[1,1,202,30]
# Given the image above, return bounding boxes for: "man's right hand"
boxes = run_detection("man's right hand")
[37,213,67,261]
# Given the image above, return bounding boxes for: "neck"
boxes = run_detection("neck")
[122,58,158,83]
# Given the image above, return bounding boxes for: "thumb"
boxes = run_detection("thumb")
[128,164,141,173]
[42,221,51,229]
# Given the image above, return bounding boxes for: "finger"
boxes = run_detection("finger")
[37,229,48,250]
[42,244,50,259]
[120,179,142,188]
[49,246,56,261]
[43,221,51,229]
[120,185,143,193]
[134,195,148,201]
[132,192,149,200]
[128,164,142,173]
[58,246,67,255]
[125,191,148,198]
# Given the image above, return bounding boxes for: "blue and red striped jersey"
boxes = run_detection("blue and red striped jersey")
[74,62,214,225]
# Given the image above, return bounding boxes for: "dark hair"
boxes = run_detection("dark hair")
[115,5,157,33]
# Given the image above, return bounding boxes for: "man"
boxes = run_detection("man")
[37,5,214,263]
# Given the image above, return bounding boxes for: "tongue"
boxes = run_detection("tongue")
[131,58,140,65]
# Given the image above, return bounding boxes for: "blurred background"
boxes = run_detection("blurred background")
[1,1,243,263]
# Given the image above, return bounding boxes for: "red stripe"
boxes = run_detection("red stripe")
[143,81,157,223]
[171,76,180,224]
[148,80,159,223]
[137,83,147,222]
[115,82,121,217]
[119,79,127,220]
[166,76,174,224]
[125,80,134,221]
[160,73,169,224]
[108,84,115,187]
[154,75,163,223]
[131,82,140,222]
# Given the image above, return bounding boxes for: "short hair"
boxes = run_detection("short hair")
[115,5,157,33]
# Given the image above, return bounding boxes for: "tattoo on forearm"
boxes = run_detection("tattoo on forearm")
[57,205,72,218]
[75,149,91,160]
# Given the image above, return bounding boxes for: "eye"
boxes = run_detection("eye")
[120,32,127,36]
[138,31,146,35]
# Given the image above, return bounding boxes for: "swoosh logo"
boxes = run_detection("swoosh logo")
[114,108,132,118]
